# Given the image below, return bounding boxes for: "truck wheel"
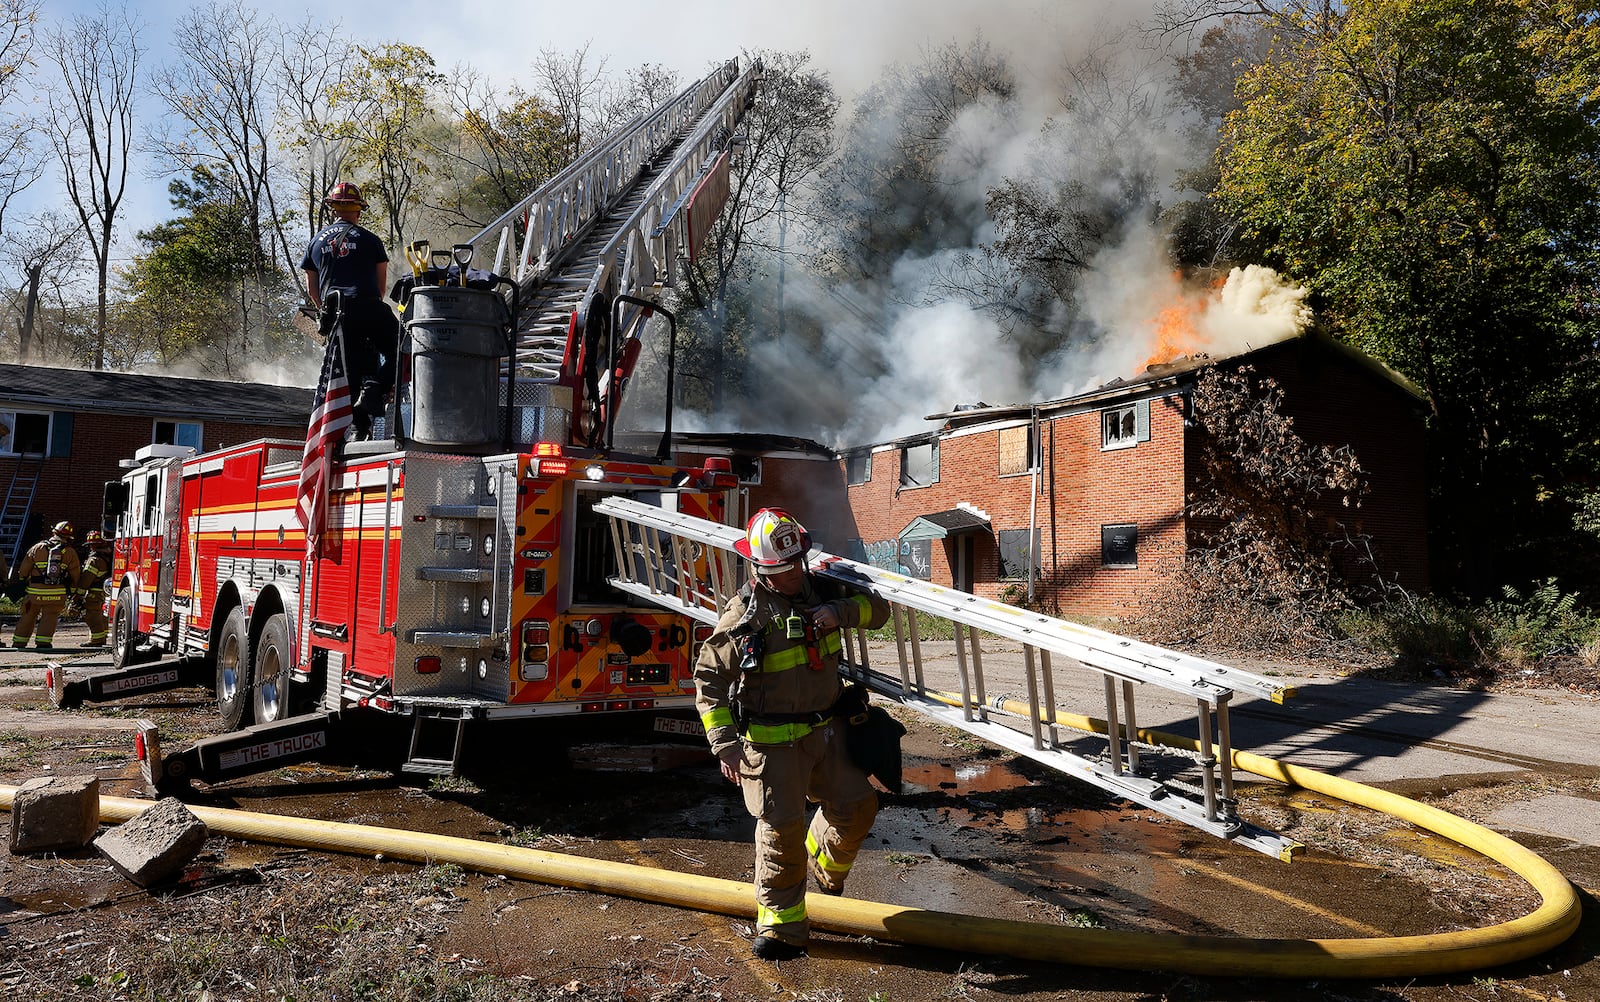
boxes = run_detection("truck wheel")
[111,588,149,669]
[252,613,294,724]
[215,605,251,731]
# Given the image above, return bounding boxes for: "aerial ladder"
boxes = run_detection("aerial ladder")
[459,57,761,454]
[592,496,1305,861]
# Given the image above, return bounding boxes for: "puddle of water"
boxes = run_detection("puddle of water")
[901,759,1032,795]
[0,872,125,914]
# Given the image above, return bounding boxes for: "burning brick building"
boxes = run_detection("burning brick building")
[830,332,1430,618]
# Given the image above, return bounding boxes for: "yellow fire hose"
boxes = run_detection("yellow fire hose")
[0,709,1580,979]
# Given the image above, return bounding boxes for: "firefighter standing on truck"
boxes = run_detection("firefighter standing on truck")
[300,180,398,439]
[9,521,82,650]
[75,530,114,648]
[693,508,890,961]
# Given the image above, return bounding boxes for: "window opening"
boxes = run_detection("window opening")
[998,528,1036,580]
[846,451,871,486]
[0,411,50,455]
[153,420,203,451]
[899,441,939,489]
[1102,406,1136,450]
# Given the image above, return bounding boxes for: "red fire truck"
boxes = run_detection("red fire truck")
[65,416,738,790]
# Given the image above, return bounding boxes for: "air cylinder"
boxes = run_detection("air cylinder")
[405,286,510,447]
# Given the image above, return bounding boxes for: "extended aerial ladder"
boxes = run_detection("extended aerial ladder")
[461,58,761,452]
[593,496,1305,861]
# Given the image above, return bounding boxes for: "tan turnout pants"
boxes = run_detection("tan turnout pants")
[737,720,877,946]
[83,594,108,644]
[12,595,67,648]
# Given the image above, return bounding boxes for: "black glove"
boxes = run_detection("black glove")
[2,580,26,602]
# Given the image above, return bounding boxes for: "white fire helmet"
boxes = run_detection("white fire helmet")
[734,508,811,575]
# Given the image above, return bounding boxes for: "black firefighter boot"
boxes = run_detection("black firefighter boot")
[351,381,384,441]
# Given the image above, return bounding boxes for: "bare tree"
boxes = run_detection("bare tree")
[274,16,356,260]
[2,211,79,362]
[599,61,680,134]
[534,43,609,160]
[149,3,295,363]
[0,0,42,238]
[678,50,839,412]
[40,3,142,370]
[1,208,78,360]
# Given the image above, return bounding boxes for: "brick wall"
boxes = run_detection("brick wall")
[842,428,1041,602]
[1,411,304,559]
[1235,347,1430,591]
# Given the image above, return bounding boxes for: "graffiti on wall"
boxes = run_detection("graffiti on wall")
[859,538,932,580]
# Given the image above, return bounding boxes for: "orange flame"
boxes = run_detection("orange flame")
[1140,273,1222,370]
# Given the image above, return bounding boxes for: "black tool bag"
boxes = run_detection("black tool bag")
[317,289,342,337]
[836,681,907,794]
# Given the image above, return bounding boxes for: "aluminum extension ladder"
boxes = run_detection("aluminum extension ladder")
[593,496,1303,861]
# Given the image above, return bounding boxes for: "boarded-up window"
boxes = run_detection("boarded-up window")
[899,441,939,489]
[1101,523,1138,568]
[998,426,1033,476]
[899,538,932,579]
[998,528,1036,580]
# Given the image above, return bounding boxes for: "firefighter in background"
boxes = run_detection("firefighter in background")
[300,181,399,439]
[75,530,114,648]
[693,508,890,960]
[9,521,82,650]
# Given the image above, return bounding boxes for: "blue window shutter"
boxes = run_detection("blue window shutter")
[49,412,73,457]
[1134,399,1150,442]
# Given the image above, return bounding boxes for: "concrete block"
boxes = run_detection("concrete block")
[8,775,101,854]
[94,797,208,887]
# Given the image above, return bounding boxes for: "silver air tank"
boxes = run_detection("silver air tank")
[405,286,510,448]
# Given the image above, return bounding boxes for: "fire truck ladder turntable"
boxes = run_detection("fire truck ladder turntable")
[592,496,1304,861]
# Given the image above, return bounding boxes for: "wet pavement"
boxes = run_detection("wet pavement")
[3,620,1600,1000]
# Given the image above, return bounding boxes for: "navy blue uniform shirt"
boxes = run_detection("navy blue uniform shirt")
[300,220,388,300]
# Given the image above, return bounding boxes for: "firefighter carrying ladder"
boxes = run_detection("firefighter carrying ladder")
[593,496,1304,861]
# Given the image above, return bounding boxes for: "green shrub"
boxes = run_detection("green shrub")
[1486,579,1600,663]
[1340,581,1600,672]
[1338,596,1489,669]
